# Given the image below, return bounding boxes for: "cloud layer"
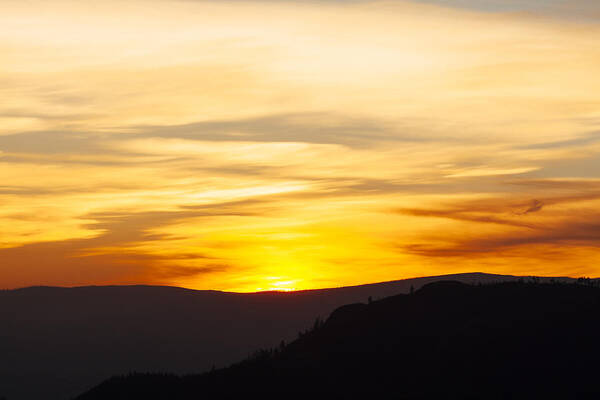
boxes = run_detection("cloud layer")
[1,0,599,291]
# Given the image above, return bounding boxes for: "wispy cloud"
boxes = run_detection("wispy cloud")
[1,0,600,290]
[394,190,600,277]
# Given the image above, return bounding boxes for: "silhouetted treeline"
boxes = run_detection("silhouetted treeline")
[76,280,600,400]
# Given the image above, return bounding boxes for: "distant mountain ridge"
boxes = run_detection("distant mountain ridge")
[0,273,582,400]
[76,279,600,400]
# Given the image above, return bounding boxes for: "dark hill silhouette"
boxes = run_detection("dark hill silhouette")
[76,279,600,400]
[0,273,578,400]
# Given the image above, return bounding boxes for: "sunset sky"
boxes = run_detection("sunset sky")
[1,0,600,292]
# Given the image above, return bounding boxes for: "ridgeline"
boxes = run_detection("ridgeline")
[76,279,600,399]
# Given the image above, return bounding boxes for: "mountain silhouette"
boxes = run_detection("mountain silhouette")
[0,273,579,400]
[75,279,600,400]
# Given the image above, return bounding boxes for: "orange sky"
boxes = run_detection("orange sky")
[1,0,600,291]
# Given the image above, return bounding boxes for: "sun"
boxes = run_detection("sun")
[253,277,299,292]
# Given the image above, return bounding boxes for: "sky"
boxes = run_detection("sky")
[1,0,599,292]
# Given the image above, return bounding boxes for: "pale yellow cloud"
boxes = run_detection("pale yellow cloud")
[445,167,539,178]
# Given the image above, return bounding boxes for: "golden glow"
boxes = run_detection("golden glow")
[1,0,600,291]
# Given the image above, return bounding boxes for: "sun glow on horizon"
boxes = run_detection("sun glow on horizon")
[251,277,300,293]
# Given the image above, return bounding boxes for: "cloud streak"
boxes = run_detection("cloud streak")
[394,191,600,279]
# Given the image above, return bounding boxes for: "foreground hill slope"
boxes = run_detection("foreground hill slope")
[0,272,529,400]
[78,280,600,400]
